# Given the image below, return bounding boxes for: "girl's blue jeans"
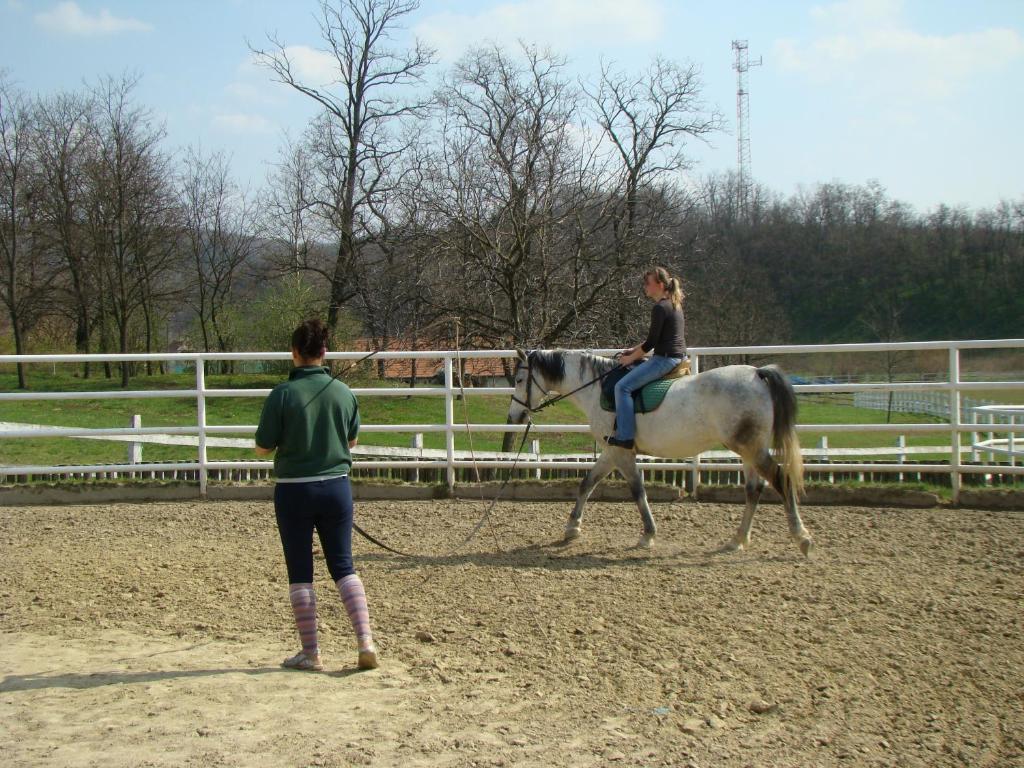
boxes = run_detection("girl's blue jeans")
[613,355,682,441]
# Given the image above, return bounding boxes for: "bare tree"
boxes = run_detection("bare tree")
[263,135,320,276]
[340,127,444,380]
[425,43,598,349]
[84,74,179,386]
[584,56,724,339]
[250,0,434,327]
[0,75,59,387]
[178,146,259,369]
[31,89,98,376]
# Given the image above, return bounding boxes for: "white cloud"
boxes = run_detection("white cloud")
[283,46,338,86]
[415,0,665,61]
[775,0,1024,100]
[809,0,902,29]
[35,1,152,36]
[212,112,275,135]
[224,81,284,108]
[248,45,338,88]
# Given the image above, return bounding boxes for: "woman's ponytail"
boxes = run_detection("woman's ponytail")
[667,277,684,310]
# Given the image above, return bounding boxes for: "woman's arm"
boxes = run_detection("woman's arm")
[620,303,667,365]
[254,388,282,457]
[618,344,646,365]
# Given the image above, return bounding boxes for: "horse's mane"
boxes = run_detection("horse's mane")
[531,349,616,385]
[529,350,566,384]
[576,351,618,379]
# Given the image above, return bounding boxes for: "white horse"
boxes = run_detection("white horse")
[508,350,813,556]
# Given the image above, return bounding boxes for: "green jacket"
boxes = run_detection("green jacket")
[255,366,360,479]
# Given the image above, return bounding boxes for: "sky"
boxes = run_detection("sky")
[1,0,1022,214]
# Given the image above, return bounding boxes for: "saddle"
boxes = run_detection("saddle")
[599,359,691,414]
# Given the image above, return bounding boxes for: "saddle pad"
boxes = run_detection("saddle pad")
[599,375,675,414]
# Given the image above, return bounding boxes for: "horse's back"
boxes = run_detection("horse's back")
[671,364,765,403]
[636,364,774,456]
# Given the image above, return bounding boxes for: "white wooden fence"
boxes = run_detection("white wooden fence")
[1,340,1022,503]
[854,389,995,420]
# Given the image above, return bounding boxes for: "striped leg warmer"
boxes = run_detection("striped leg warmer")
[336,574,373,651]
[288,583,319,656]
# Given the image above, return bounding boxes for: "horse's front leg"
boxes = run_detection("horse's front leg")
[565,450,616,542]
[612,451,656,548]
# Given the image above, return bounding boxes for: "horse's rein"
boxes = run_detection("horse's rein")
[513,354,625,416]
[327,350,618,559]
[320,347,539,560]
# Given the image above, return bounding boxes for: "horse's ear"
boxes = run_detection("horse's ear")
[515,347,527,362]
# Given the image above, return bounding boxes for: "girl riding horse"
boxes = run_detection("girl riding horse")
[607,267,688,450]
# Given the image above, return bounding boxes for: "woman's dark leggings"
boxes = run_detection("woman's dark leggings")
[274,476,355,584]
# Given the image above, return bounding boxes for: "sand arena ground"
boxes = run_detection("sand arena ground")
[1,498,1022,767]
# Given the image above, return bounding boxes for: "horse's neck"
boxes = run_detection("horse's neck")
[554,353,609,421]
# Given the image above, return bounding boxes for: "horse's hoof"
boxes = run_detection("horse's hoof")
[800,537,814,558]
[563,526,581,543]
[637,534,655,549]
[719,540,744,553]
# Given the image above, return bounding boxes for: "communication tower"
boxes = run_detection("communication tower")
[732,40,761,214]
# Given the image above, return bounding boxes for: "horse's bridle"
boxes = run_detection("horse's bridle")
[510,355,550,417]
[511,352,624,417]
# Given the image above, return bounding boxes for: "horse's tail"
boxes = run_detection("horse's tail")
[756,365,805,498]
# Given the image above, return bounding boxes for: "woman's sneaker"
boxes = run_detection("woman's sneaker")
[357,635,378,670]
[281,651,324,672]
[358,647,379,670]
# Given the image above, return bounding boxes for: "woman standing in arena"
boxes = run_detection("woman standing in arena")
[255,319,377,671]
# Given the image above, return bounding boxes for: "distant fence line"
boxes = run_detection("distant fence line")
[1,339,1022,502]
[853,389,997,420]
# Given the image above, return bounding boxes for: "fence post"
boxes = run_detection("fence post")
[531,438,541,480]
[969,407,979,463]
[896,434,905,482]
[988,411,995,466]
[128,414,142,475]
[819,436,832,484]
[411,433,423,483]
[196,357,208,497]
[443,356,455,493]
[1009,413,1017,469]
[949,347,961,503]
[689,354,701,497]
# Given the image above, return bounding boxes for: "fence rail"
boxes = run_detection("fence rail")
[2,340,1023,502]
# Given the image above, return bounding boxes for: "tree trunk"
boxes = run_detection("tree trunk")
[500,414,518,453]
[120,320,130,388]
[99,311,112,379]
[76,310,91,378]
[142,298,154,375]
[11,315,26,389]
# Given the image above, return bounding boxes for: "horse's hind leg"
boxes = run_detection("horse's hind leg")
[723,460,764,552]
[755,451,813,557]
[612,451,656,549]
[565,449,616,541]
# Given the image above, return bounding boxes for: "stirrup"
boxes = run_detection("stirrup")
[604,435,635,449]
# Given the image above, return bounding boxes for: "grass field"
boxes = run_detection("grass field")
[1,369,1020,468]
